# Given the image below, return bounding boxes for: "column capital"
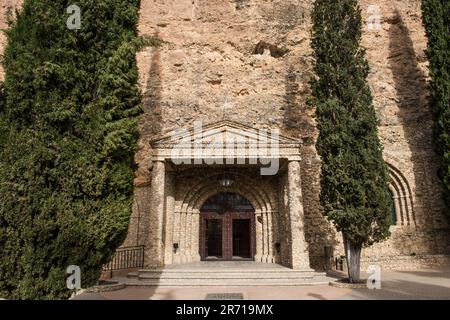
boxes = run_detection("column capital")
[150,159,167,173]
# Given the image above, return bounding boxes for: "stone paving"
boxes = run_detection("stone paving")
[73,268,450,300]
[339,269,450,300]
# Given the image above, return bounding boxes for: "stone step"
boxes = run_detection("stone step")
[136,272,321,280]
[136,269,320,274]
[129,269,325,279]
[127,272,139,278]
[123,277,331,287]
[125,269,330,286]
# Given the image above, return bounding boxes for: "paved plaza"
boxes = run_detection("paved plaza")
[74,268,450,300]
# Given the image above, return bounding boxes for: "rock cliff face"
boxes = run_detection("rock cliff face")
[1,0,449,269]
[135,0,315,181]
[134,0,449,267]
[0,0,22,80]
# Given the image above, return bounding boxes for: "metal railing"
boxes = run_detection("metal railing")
[103,245,145,271]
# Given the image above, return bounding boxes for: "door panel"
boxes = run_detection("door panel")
[206,219,222,258]
[232,219,251,258]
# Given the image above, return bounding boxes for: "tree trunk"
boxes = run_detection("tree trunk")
[343,234,362,283]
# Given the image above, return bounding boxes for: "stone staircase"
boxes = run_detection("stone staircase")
[122,262,331,286]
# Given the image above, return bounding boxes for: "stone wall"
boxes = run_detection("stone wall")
[133,0,450,270]
[359,0,450,262]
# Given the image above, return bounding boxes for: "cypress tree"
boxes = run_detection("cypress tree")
[310,0,391,282]
[421,0,450,216]
[0,0,145,299]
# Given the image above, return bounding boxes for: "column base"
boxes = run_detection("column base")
[191,254,201,262]
[254,254,263,262]
[290,259,313,271]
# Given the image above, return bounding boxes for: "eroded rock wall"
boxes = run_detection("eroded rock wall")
[134,0,450,269]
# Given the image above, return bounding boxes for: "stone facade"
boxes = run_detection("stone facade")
[1,0,449,271]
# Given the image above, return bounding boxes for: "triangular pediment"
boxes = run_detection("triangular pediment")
[150,120,300,148]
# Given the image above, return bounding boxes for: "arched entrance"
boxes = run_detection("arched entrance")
[200,192,256,261]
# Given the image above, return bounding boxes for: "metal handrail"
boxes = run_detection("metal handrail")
[103,245,145,271]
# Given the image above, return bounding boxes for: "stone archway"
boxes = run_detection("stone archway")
[167,172,278,265]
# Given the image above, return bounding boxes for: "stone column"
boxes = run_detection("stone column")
[147,160,166,268]
[261,212,268,262]
[287,157,311,270]
[172,210,181,264]
[180,211,188,263]
[267,211,274,263]
[254,213,263,262]
[185,211,193,263]
[164,172,175,265]
[272,210,282,264]
[190,211,202,261]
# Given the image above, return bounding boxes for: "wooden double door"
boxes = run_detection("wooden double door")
[200,211,256,261]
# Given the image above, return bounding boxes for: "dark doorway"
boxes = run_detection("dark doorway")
[206,219,223,258]
[200,192,256,261]
[233,219,251,258]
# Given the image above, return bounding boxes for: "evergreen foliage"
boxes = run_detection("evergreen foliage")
[421,0,450,216]
[310,0,392,282]
[0,0,146,299]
